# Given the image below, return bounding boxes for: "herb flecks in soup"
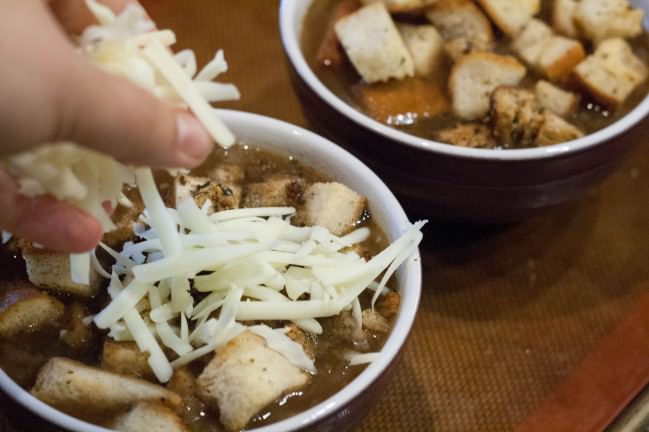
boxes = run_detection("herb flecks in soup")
[0,144,424,431]
[302,0,649,149]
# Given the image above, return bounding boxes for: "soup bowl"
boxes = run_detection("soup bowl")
[279,0,649,223]
[0,110,422,432]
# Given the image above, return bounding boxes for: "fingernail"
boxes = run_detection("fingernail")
[176,112,212,163]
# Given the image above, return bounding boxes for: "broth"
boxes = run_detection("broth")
[0,144,394,431]
[301,0,649,148]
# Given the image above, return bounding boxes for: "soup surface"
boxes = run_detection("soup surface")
[0,144,397,431]
[302,0,649,149]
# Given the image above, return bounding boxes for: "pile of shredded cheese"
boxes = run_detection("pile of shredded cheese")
[1,0,239,249]
[93,168,425,382]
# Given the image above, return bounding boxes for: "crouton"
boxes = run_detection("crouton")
[477,0,540,36]
[112,401,188,432]
[101,340,154,381]
[553,0,580,38]
[535,80,580,118]
[574,38,649,107]
[174,175,240,213]
[512,19,585,81]
[316,0,360,67]
[425,0,494,58]
[196,331,309,431]
[285,324,316,359]
[376,291,400,320]
[59,302,95,352]
[354,77,449,125]
[334,2,415,83]
[433,124,497,148]
[449,51,527,120]
[490,86,545,148]
[241,176,307,208]
[362,309,391,333]
[207,163,245,185]
[535,111,584,146]
[22,247,100,297]
[0,281,64,338]
[397,24,445,77]
[167,367,206,425]
[294,182,367,236]
[103,188,143,249]
[31,357,182,417]
[574,0,644,44]
[360,0,437,13]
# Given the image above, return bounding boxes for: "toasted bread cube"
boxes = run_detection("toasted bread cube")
[60,302,95,352]
[285,324,316,359]
[362,309,391,333]
[376,291,400,320]
[295,182,367,236]
[512,19,585,80]
[242,176,307,208]
[535,111,584,146]
[425,0,494,57]
[207,163,245,185]
[360,0,437,13]
[553,0,580,38]
[174,174,240,213]
[22,247,100,297]
[31,357,182,417]
[397,24,445,77]
[490,86,545,148]
[575,0,644,44]
[0,281,64,338]
[316,0,360,67]
[434,124,497,148]
[477,0,540,36]
[574,38,649,107]
[167,367,206,426]
[449,51,526,120]
[535,80,580,118]
[101,340,154,380]
[196,331,309,431]
[334,2,415,83]
[355,78,449,125]
[113,401,188,432]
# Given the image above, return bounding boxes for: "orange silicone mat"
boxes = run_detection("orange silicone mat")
[3,2,649,431]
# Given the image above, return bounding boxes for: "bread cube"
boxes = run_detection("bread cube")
[575,0,644,44]
[103,189,143,250]
[362,309,391,333]
[512,18,554,67]
[397,24,445,77]
[477,0,540,36]
[535,111,584,146]
[22,247,100,297]
[112,401,188,432]
[425,0,494,58]
[101,340,154,380]
[535,80,580,118]
[360,0,437,13]
[434,124,497,148]
[553,0,580,38]
[196,331,309,431]
[60,302,95,352]
[295,182,368,236]
[574,38,649,107]
[174,174,240,213]
[0,281,64,338]
[449,51,526,120]
[31,357,182,417]
[490,87,545,148]
[241,176,307,208]
[376,291,401,320]
[334,2,415,83]
[355,77,449,125]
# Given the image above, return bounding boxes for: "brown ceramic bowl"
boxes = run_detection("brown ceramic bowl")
[0,110,422,432]
[279,0,649,223]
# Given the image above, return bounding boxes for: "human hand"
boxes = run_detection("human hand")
[0,0,213,253]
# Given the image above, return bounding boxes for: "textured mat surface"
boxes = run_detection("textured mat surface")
[2,1,649,431]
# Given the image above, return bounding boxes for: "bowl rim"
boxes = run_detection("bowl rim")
[278,0,649,162]
[0,109,423,432]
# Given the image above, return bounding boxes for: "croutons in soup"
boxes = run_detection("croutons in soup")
[303,0,649,149]
[0,145,417,431]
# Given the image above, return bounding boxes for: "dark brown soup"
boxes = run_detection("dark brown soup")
[301,0,649,149]
[0,144,396,431]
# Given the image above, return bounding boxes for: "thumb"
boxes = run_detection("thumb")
[55,57,214,168]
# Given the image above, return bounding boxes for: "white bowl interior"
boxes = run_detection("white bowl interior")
[0,110,423,432]
[279,0,649,161]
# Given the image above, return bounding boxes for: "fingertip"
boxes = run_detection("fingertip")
[175,111,214,168]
